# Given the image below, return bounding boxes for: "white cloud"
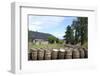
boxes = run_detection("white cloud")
[29,24,42,31]
[29,21,43,31]
[31,21,42,25]
[52,32,65,39]
[29,16,65,31]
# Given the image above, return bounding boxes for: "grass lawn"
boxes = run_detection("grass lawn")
[28,42,65,52]
[32,44,64,48]
[82,42,88,48]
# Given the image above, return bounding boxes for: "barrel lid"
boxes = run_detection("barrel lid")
[59,49,65,52]
[53,49,58,52]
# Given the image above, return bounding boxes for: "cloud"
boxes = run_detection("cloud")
[29,24,42,31]
[52,32,65,39]
[29,16,65,31]
[29,21,43,31]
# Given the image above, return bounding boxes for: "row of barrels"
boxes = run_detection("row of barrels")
[28,47,88,60]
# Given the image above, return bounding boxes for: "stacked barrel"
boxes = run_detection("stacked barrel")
[30,48,37,60]
[58,49,65,59]
[65,48,73,59]
[72,48,80,59]
[28,47,88,60]
[37,48,44,60]
[51,49,58,59]
[79,48,85,58]
[44,49,51,60]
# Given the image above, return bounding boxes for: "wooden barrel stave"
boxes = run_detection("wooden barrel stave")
[44,49,51,60]
[37,48,44,60]
[30,48,37,60]
[58,49,65,59]
[51,49,58,59]
[65,48,73,59]
[72,48,80,59]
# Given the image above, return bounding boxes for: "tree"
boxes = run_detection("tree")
[48,36,57,44]
[71,20,81,44]
[71,17,88,45]
[64,17,88,46]
[58,40,64,44]
[64,25,74,44]
[77,17,88,45]
[56,38,59,43]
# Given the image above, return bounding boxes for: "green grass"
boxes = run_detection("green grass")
[28,42,64,50]
[32,44,64,48]
[82,42,88,48]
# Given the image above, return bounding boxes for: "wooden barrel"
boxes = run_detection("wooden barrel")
[51,49,58,59]
[30,48,37,60]
[72,48,80,59]
[58,49,65,59]
[37,48,44,60]
[44,49,51,60]
[28,52,32,60]
[79,48,85,58]
[83,48,88,58]
[65,48,73,59]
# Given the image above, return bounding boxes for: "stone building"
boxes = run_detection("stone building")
[33,39,48,45]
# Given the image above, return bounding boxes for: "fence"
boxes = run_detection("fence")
[28,47,88,60]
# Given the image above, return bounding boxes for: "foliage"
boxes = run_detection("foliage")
[56,38,59,43]
[82,42,88,48]
[64,17,88,45]
[58,40,64,44]
[63,25,74,44]
[48,36,57,44]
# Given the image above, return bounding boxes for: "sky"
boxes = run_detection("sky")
[28,15,77,39]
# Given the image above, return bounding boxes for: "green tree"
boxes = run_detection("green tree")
[59,40,64,44]
[64,25,74,44]
[56,38,59,43]
[71,17,88,45]
[77,17,88,45]
[48,36,57,44]
[71,20,81,44]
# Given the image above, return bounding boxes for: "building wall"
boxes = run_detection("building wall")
[33,39,48,45]
[41,41,48,45]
